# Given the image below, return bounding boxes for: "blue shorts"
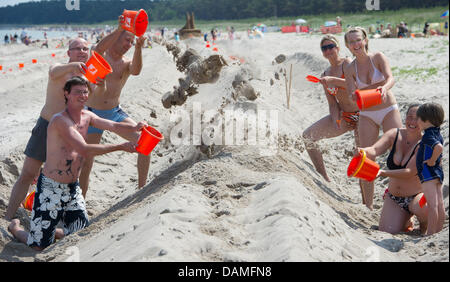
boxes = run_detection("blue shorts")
[87,105,129,134]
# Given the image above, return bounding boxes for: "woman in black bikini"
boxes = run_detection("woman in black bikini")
[358,104,428,234]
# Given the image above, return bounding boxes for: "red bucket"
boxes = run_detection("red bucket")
[355,89,382,110]
[23,190,35,211]
[122,9,149,37]
[347,149,380,182]
[419,195,427,208]
[136,126,164,156]
[82,51,112,84]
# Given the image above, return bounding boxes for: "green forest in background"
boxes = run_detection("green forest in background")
[151,6,449,33]
[0,0,448,26]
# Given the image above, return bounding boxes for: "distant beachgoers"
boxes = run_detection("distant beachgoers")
[1,27,84,45]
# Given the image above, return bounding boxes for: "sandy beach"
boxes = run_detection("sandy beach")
[0,31,448,262]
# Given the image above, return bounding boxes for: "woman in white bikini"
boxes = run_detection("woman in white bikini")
[344,27,403,209]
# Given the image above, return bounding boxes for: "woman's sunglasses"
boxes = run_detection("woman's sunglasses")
[321,43,336,52]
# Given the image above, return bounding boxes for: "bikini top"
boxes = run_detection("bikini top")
[387,128,420,170]
[355,56,385,89]
[326,63,346,96]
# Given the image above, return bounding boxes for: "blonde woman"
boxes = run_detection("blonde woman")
[303,35,359,182]
[344,27,402,209]
[358,104,427,234]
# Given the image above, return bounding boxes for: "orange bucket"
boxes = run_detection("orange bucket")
[23,190,35,211]
[347,149,380,182]
[82,51,112,84]
[355,89,382,110]
[419,195,427,208]
[136,126,164,156]
[122,9,149,37]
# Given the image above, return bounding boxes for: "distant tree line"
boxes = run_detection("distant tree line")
[0,0,447,24]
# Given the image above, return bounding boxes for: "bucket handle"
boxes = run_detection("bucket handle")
[351,149,367,177]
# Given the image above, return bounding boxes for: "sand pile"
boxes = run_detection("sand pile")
[162,45,228,109]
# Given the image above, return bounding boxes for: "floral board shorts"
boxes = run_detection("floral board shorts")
[27,173,89,249]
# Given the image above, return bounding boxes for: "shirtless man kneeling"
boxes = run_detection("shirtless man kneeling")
[8,76,146,250]
[4,18,125,221]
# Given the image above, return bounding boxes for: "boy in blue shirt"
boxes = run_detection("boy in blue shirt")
[416,103,445,235]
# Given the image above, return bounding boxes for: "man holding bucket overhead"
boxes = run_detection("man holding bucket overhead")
[4,18,126,221]
[80,9,151,197]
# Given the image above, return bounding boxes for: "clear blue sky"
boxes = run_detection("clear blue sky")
[0,0,42,8]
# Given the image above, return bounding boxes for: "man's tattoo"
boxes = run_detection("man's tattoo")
[51,159,75,177]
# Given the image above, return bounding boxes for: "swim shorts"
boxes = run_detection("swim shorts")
[87,105,129,134]
[24,117,49,163]
[27,173,89,249]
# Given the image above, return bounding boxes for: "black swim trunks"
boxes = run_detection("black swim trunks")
[27,173,89,249]
[24,117,49,163]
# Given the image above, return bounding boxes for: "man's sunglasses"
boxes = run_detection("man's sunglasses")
[321,44,336,52]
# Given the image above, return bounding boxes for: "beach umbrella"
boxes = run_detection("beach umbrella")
[440,10,449,18]
[295,19,307,25]
[325,21,337,27]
